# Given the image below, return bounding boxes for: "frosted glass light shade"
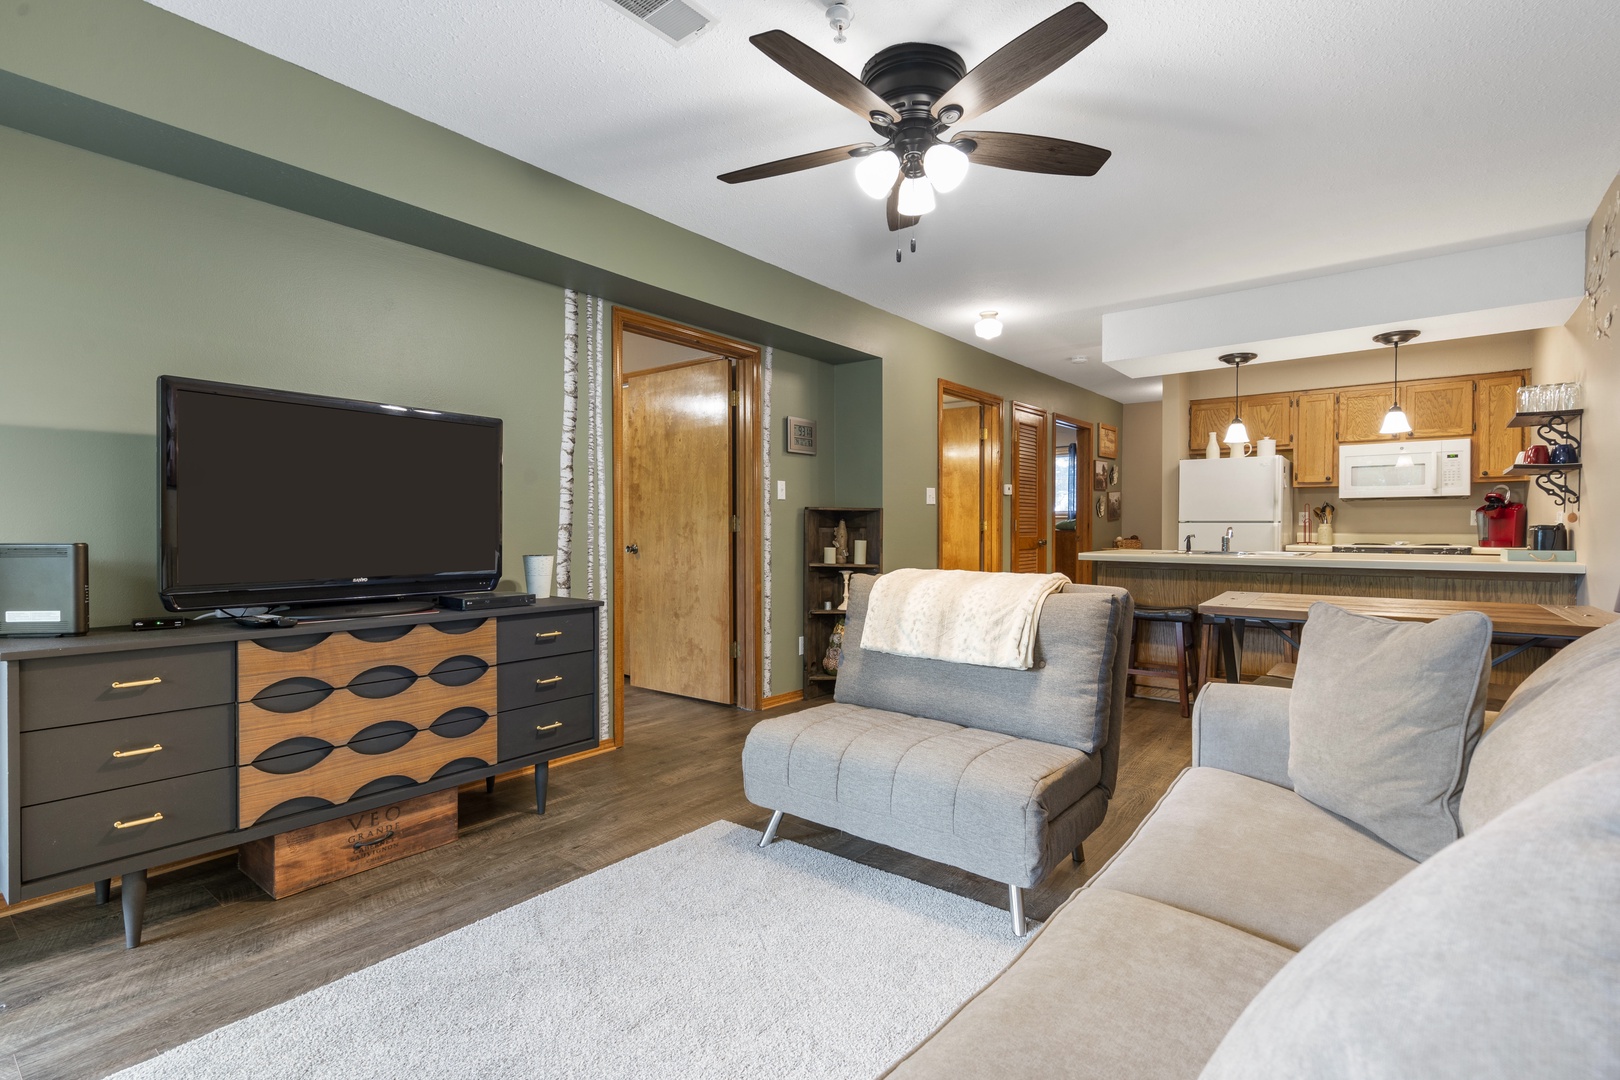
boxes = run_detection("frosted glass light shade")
[1224,418,1250,444]
[1380,405,1413,435]
[974,311,1002,340]
[896,176,936,216]
[923,142,970,193]
[854,150,900,199]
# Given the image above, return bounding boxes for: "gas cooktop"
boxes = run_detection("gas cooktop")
[1331,544,1477,555]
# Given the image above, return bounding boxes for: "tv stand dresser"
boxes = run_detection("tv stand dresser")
[0,598,601,947]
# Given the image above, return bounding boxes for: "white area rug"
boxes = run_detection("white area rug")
[113,822,1027,1080]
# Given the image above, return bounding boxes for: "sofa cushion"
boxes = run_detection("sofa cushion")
[836,574,1131,756]
[1088,767,1416,950]
[1287,603,1491,860]
[742,702,1100,887]
[882,888,1295,1080]
[1199,754,1620,1080]
[1460,619,1620,833]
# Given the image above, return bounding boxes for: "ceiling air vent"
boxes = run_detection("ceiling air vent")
[599,0,716,46]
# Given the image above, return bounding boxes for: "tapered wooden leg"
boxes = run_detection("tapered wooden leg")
[94,879,111,905]
[534,761,550,815]
[1199,623,1215,687]
[1174,621,1191,718]
[121,869,147,949]
[1073,844,1084,866]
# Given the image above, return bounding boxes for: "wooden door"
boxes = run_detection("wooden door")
[1402,377,1474,438]
[1011,402,1048,573]
[1241,393,1294,447]
[1337,385,1400,443]
[1294,391,1338,486]
[1475,372,1528,479]
[1188,399,1234,452]
[939,404,986,570]
[622,357,734,703]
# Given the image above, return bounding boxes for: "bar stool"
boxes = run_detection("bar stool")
[1126,606,1200,718]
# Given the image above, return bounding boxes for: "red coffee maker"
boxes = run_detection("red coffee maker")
[1476,488,1527,548]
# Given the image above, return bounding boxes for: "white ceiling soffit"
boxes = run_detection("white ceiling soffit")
[1101,232,1586,379]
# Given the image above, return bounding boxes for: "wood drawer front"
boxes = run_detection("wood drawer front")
[497,611,595,665]
[238,721,496,829]
[21,769,234,883]
[19,644,234,731]
[497,652,597,712]
[238,673,497,766]
[498,696,597,761]
[21,704,234,806]
[238,621,495,703]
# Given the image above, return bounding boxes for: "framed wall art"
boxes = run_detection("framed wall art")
[1099,423,1118,459]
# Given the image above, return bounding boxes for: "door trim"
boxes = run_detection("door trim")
[612,309,764,748]
[1054,413,1094,584]
[937,380,1003,572]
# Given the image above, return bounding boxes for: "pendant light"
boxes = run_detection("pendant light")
[1218,352,1256,445]
[1373,330,1419,436]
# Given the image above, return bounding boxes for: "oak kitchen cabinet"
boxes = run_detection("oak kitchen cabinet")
[1186,392,1293,454]
[1338,376,1476,443]
[1475,372,1529,479]
[1293,391,1338,487]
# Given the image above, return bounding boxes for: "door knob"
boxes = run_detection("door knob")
[625,543,640,555]
[1037,539,1048,546]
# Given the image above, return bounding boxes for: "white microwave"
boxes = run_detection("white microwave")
[1339,438,1472,499]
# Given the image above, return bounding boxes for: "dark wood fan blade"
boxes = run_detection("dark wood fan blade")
[719,143,874,184]
[886,176,919,232]
[933,4,1107,124]
[955,131,1111,175]
[751,30,900,124]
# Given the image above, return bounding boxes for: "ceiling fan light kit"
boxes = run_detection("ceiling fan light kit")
[975,311,1004,340]
[1373,329,1420,436]
[719,4,1114,231]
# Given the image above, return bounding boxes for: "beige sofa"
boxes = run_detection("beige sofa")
[882,617,1620,1079]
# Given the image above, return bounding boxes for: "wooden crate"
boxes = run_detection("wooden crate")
[238,788,458,899]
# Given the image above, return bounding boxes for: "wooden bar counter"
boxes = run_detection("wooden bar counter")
[1078,548,1587,701]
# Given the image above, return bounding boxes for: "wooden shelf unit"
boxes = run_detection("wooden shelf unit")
[803,507,882,699]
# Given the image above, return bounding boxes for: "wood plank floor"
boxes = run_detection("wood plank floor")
[0,690,1190,1080]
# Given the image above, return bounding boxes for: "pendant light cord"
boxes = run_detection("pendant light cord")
[1233,360,1240,418]
[1391,340,1399,406]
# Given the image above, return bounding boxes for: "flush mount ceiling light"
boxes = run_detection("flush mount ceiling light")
[1218,352,1256,445]
[1374,329,1419,436]
[975,311,1003,339]
[717,4,1114,232]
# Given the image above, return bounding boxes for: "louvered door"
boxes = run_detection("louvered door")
[1011,402,1049,573]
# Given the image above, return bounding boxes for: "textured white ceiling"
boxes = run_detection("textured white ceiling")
[145,0,1620,403]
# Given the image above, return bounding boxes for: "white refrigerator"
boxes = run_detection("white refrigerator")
[1177,456,1294,552]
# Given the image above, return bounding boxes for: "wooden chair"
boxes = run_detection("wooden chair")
[1126,606,1199,717]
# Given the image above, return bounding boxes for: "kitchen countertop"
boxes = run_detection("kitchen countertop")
[1076,548,1585,574]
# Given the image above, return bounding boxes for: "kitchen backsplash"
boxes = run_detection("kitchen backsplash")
[1297,481,1535,546]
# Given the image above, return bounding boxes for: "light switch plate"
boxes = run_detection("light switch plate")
[797,636,804,656]
[1003,483,1013,496]
[777,480,786,501]
[926,487,936,504]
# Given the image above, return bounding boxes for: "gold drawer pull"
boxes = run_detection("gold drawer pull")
[536,721,564,732]
[535,630,564,640]
[535,675,564,687]
[110,676,163,690]
[112,743,164,759]
[113,812,164,829]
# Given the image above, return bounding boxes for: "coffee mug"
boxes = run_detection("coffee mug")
[1256,437,1277,458]
[1549,443,1580,465]
[1524,444,1551,465]
[1514,450,1527,465]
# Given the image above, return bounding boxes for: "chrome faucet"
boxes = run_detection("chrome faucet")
[1222,526,1234,552]
[1184,533,1195,554]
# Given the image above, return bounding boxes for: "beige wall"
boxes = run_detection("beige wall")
[1120,401,1163,547]
[1530,171,1620,609]
[1159,332,1539,545]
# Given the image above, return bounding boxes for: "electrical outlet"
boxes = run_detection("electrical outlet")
[926,487,936,505]
[797,636,804,656]
[777,480,786,501]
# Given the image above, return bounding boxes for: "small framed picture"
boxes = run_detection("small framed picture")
[1095,495,1105,518]
[785,416,817,455]
[1093,459,1109,491]
[1099,423,1118,460]
[1109,463,1120,487]
[1107,491,1122,522]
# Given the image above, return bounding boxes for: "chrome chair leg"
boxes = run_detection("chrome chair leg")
[759,809,784,847]
[1009,884,1027,936]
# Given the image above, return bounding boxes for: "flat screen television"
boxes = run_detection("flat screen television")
[158,376,502,612]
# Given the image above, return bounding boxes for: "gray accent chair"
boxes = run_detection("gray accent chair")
[880,618,1620,1079]
[742,574,1133,934]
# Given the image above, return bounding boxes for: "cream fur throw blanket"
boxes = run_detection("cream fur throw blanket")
[860,569,1071,670]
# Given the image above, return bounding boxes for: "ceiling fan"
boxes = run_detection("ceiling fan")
[718,3,1113,231]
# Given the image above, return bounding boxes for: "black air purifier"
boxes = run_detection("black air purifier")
[0,543,89,636]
